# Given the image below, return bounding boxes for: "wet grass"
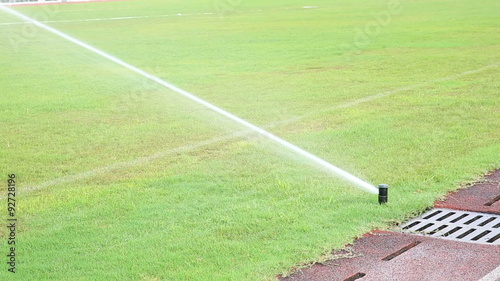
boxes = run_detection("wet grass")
[0,0,498,280]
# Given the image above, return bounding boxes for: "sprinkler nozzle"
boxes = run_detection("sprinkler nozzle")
[378,184,389,204]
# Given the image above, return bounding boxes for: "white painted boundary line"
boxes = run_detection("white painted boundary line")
[2,0,124,6]
[479,265,500,281]
[22,131,250,194]
[0,5,311,26]
[0,4,378,194]
[0,12,215,26]
[13,61,498,198]
[285,62,500,124]
[0,4,318,26]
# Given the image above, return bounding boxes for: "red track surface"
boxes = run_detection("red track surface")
[280,170,500,281]
[436,170,500,214]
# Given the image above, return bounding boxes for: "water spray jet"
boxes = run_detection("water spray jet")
[0,4,380,195]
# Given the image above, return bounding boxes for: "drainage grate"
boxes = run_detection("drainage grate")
[401,208,500,245]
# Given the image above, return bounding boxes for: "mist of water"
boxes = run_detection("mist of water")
[0,4,379,194]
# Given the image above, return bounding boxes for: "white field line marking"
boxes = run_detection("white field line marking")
[21,131,250,194]
[0,4,378,194]
[279,62,500,125]
[0,12,214,26]
[479,265,500,281]
[0,4,315,26]
[13,62,499,198]
[0,5,297,26]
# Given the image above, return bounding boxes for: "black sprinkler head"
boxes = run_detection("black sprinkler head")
[378,184,389,204]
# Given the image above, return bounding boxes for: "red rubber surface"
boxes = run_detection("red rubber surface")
[435,170,500,214]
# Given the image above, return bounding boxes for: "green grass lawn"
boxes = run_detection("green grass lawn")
[1,0,499,280]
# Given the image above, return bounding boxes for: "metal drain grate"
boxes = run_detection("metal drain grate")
[401,208,500,245]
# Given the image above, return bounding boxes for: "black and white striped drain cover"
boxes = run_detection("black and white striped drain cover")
[401,208,500,245]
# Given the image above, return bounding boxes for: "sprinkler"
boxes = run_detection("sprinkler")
[378,184,389,204]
